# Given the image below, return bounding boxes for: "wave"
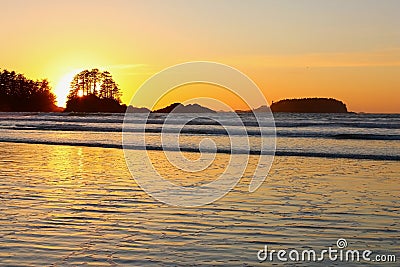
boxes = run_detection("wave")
[1,115,400,129]
[276,122,400,129]
[0,139,398,161]
[2,124,400,140]
[332,134,400,140]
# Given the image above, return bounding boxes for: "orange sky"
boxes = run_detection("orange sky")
[1,0,399,113]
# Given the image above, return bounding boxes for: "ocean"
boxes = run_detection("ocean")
[0,112,399,266]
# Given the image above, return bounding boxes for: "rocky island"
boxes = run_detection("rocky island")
[240,98,348,114]
[270,98,348,113]
[152,103,216,113]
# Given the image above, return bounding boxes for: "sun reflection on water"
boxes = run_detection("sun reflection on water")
[0,143,398,266]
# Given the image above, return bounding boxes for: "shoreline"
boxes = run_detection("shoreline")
[0,141,399,162]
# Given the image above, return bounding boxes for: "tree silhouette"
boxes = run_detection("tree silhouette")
[0,69,57,111]
[67,69,121,102]
[66,69,125,112]
[99,71,120,100]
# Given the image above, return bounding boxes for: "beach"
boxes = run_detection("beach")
[0,113,399,266]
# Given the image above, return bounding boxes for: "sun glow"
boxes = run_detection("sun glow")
[54,69,82,107]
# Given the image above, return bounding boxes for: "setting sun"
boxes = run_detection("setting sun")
[54,69,83,107]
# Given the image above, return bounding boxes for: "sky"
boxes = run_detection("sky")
[1,0,399,112]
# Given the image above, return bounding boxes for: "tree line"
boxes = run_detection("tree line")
[0,68,125,112]
[0,69,57,112]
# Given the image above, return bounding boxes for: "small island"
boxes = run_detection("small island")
[270,98,348,113]
[236,98,348,114]
[65,69,127,113]
[152,103,216,113]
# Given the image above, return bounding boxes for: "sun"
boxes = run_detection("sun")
[54,69,82,107]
